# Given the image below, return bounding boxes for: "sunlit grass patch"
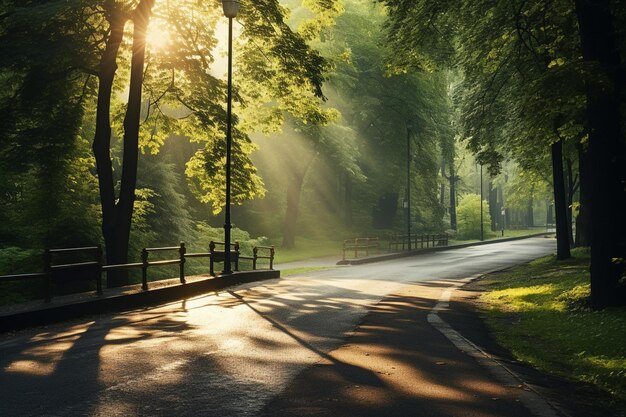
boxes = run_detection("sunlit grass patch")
[482,284,558,311]
[271,238,343,263]
[450,227,548,245]
[478,248,626,406]
[281,266,334,276]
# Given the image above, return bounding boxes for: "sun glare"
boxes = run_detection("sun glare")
[146,21,172,52]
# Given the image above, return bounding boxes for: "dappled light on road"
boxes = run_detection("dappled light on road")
[0,238,556,416]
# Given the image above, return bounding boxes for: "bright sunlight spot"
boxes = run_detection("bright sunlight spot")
[146,20,172,52]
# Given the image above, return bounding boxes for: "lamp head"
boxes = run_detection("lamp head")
[222,0,240,18]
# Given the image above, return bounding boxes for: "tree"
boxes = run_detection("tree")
[0,1,102,250]
[574,0,626,308]
[0,0,340,285]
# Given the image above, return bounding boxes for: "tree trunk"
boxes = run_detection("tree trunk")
[440,161,446,207]
[282,156,314,249]
[344,172,352,228]
[488,181,498,231]
[551,139,571,260]
[575,0,626,308]
[547,203,553,227]
[565,157,576,245]
[93,8,127,286]
[527,196,534,228]
[448,165,457,230]
[575,142,591,246]
[92,1,154,287]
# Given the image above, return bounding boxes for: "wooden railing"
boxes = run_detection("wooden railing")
[388,233,449,252]
[342,237,380,261]
[0,240,276,302]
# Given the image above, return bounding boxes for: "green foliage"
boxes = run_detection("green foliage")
[192,223,269,256]
[479,248,626,409]
[269,237,342,263]
[0,0,343,262]
[456,193,492,240]
[324,0,450,233]
[377,0,588,175]
[0,247,42,275]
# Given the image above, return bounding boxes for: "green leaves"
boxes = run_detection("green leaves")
[379,0,587,175]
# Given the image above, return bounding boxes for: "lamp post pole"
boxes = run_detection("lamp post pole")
[221,0,240,274]
[406,120,412,250]
[480,164,484,241]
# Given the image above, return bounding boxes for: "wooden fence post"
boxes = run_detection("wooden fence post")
[253,247,258,270]
[141,248,149,291]
[234,241,240,272]
[44,249,52,302]
[179,242,186,284]
[96,245,103,295]
[270,246,275,270]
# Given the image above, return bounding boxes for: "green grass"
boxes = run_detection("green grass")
[281,266,334,276]
[450,226,548,245]
[477,248,626,409]
[270,238,343,263]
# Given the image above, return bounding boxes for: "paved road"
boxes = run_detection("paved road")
[0,237,555,416]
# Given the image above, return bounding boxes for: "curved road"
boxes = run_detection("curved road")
[0,237,555,416]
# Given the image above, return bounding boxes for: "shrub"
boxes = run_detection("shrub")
[456,194,492,240]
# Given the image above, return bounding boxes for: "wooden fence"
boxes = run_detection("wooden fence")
[342,237,380,261]
[0,241,275,302]
[388,233,449,252]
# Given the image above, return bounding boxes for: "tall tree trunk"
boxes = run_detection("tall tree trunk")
[344,172,352,228]
[282,156,315,249]
[575,142,591,246]
[547,203,554,227]
[565,157,576,245]
[440,161,446,207]
[92,1,155,287]
[488,181,498,231]
[575,0,626,308]
[527,195,534,228]
[93,8,127,287]
[449,166,457,230]
[551,139,571,260]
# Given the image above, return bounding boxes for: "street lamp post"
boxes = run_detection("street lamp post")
[221,0,240,274]
[480,164,484,241]
[406,120,412,250]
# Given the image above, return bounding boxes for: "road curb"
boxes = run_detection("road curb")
[0,269,280,333]
[337,232,554,265]
[427,272,566,417]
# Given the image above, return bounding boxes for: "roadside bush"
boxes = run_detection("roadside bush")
[0,247,45,305]
[456,194,492,240]
[0,247,42,275]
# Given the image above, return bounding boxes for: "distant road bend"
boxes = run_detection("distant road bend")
[0,237,555,416]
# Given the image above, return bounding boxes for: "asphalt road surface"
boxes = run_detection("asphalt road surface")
[0,237,556,416]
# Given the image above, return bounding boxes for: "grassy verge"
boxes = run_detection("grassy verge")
[270,238,343,263]
[450,226,549,245]
[477,248,626,409]
[281,266,334,277]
